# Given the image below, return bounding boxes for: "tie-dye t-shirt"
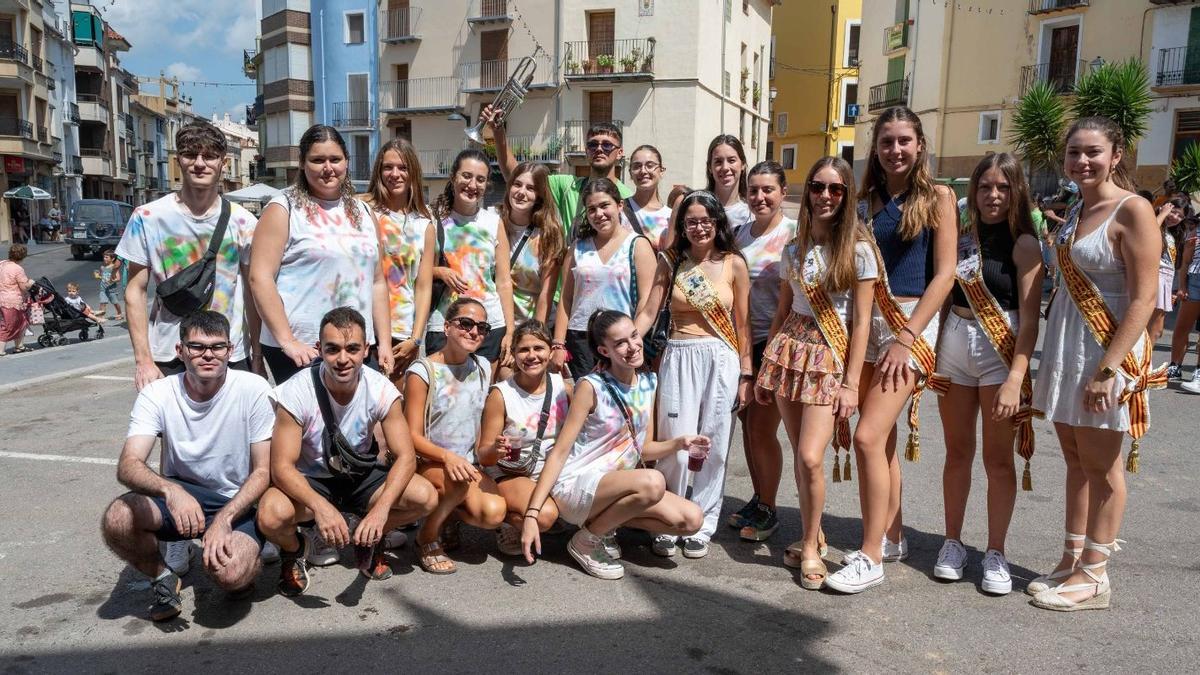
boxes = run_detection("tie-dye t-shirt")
[270,364,401,479]
[505,221,543,322]
[406,356,492,462]
[115,194,256,361]
[428,208,505,332]
[555,372,656,488]
[735,216,798,343]
[725,200,755,232]
[378,208,431,338]
[260,190,378,348]
[483,372,570,481]
[631,201,673,251]
[567,231,639,331]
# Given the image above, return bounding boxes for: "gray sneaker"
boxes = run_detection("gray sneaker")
[933,539,967,581]
[162,540,191,576]
[682,537,710,559]
[652,534,677,557]
[567,530,625,580]
[601,531,622,560]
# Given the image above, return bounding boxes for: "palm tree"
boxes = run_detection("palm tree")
[1070,58,1153,151]
[1009,81,1068,175]
[1170,142,1200,196]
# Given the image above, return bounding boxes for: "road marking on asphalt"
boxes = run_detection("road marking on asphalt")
[83,375,135,381]
[0,450,118,466]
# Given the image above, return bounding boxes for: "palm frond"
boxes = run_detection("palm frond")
[1170,142,1200,196]
[1008,81,1067,173]
[1070,59,1153,150]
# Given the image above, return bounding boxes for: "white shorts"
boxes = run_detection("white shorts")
[937,311,1013,388]
[551,470,606,526]
[864,299,942,371]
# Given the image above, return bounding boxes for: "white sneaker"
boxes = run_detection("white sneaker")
[826,550,885,594]
[496,523,523,557]
[304,527,340,567]
[260,541,281,564]
[981,549,1013,595]
[567,530,625,580]
[162,540,191,576]
[933,539,967,580]
[882,534,909,562]
[601,531,622,560]
[652,534,677,557]
[383,529,409,550]
[1181,378,1200,394]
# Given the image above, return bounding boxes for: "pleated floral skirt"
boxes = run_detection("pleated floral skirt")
[756,312,841,405]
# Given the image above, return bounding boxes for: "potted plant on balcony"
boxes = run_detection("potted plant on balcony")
[565,57,579,75]
[597,54,614,74]
[582,58,596,74]
[545,134,562,160]
[622,47,642,73]
[752,82,761,108]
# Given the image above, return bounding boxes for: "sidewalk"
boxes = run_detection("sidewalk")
[0,321,133,394]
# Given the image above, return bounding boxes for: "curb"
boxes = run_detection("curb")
[0,355,134,395]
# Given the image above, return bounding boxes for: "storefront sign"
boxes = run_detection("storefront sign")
[4,156,26,175]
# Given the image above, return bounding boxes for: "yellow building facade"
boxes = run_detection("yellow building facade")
[767,0,861,185]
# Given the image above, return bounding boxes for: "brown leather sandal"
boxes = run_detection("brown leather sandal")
[417,540,456,575]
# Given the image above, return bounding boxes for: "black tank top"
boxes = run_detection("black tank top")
[951,221,1019,311]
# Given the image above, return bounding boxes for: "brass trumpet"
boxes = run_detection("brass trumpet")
[464,56,537,144]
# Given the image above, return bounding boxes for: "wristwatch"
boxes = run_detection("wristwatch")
[413,337,425,348]
[1097,365,1116,380]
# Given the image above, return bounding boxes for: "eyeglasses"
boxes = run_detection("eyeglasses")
[184,342,231,357]
[179,152,223,166]
[684,217,716,229]
[807,181,847,198]
[586,140,619,154]
[630,161,661,172]
[450,317,492,335]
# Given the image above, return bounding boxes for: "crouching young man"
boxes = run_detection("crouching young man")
[101,311,274,621]
[257,307,436,596]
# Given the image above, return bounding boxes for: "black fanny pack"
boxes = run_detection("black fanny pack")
[312,364,378,479]
[155,199,231,317]
[496,373,554,477]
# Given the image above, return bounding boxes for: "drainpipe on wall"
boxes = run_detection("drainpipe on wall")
[555,0,562,163]
[319,8,327,127]
[825,4,836,157]
[721,1,728,132]
[935,0,954,176]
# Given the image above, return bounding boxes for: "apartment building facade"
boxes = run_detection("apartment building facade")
[854,0,1145,193]
[248,0,776,199]
[69,2,135,202]
[212,112,259,193]
[130,99,167,205]
[45,1,81,214]
[767,0,860,185]
[1140,1,1200,190]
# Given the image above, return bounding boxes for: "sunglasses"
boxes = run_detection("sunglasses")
[586,140,618,154]
[807,180,847,198]
[450,317,492,335]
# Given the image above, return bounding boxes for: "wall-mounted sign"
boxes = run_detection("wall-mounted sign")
[4,156,26,175]
[884,22,909,56]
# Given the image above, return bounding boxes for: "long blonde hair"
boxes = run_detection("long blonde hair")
[860,106,938,241]
[364,137,432,221]
[499,162,565,272]
[798,156,869,293]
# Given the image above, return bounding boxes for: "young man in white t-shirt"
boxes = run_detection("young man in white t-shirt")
[117,120,262,391]
[100,311,274,622]
[258,307,436,597]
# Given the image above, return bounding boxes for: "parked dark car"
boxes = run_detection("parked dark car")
[66,199,135,260]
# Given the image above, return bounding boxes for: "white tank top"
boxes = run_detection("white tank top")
[556,371,656,486]
[567,231,639,330]
[483,372,570,480]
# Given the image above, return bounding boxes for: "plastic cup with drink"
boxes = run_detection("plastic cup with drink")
[687,436,712,472]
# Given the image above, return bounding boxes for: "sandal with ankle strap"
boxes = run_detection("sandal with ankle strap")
[417,540,457,575]
[1026,531,1084,596]
[1030,538,1119,612]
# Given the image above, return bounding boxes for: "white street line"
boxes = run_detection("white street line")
[83,375,135,381]
[0,450,118,466]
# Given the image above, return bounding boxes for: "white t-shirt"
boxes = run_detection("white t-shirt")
[64,294,87,312]
[735,216,798,343]
[406,356,492,462]
[483,372,570,480]
[270,364,401,479]
[115,194,257,361]
[428,208,505,332]
[782,240,879,325]
[259,189,379,348]
[127,371,274,498]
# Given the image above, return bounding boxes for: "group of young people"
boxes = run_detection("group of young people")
[99,102,1163,623]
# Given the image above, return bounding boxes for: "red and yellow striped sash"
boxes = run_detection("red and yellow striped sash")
[675,260,739,353]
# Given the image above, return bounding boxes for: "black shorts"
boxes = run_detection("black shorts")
[564,328,595,381]
[751,339,767,374]
[303,466,389,516]
[145,477,262,545]
[425,326,507,362]
[156,358,250,376]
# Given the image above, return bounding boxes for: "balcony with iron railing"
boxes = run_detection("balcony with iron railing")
[382,7,422,43]
[124,112,134,132]
[0,117,33,139]
[563,38,655,82]
[0,39,29,66]
[460,53,555,93]
[501,134,564,164]
[141,140,154,154]
[561,119,625,155]
[868,77,909,112]
[243,49,257,78]
[418,149,453,178]
[1155,46,1200,88]
[37,126,47,143]
[332,101,374,128]
[1019,60,1088,96]
[379,77,460,114]
[349,156,371,183]
[67,102,80,124]
[468,0,512,24]
[1028,0,1088,14]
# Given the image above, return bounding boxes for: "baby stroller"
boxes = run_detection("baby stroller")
[28,277,104,347]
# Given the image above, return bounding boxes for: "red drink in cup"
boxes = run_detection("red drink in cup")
[505,434,522,462]
[687,440,710,472]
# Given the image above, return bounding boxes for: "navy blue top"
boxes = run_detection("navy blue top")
[868,193,933,297]
[951,221,1019,311]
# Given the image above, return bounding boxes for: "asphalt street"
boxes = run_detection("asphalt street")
[1,331,1199,672]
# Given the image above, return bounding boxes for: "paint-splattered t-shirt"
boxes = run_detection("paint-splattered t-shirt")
[735,216,797,343]
[555,372,656,488]
[378,208,431,339]
[631,200,673,251]
[505,221,545,322]
[115,194,257,361]
[428,208,505,332]
[483,372,570,481]
[566,231,639,331]
[406,355,492,462]
[259,190,378,348]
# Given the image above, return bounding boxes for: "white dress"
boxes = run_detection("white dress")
[1033,196,1142,432]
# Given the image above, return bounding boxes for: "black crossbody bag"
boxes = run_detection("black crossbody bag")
[496,373,555,477]
[644,253,682,360]
[429,217,448,319]
[155,198,231,317]
[311,364,378,480]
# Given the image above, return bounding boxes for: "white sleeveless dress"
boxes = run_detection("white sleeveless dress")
[1033,196,1142,432]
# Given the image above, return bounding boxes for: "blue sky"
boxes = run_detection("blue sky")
[90,0,259,123]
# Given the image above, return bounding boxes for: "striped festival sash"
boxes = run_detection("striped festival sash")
[675,259,739,353]
[869,243,951,462]
[1046,201,1166,472]
[791,242,859,482]
[952,227,1036,490]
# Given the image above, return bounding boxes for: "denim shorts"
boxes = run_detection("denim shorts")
[145,477,262,545]
[936,311,1012,388]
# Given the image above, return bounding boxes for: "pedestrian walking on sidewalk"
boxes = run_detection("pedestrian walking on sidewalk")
[0,243,33,354]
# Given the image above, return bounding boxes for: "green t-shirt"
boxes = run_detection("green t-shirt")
[1030,207,1047,238]
[548,174,634,237]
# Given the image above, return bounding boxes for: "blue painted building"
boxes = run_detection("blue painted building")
[310,0,380,190]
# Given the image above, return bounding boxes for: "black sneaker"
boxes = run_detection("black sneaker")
[1167,363,1182,381]
[738,503,780,542]
[149,571,182,621]
[277,535,310,597]
[725,493,760,529]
